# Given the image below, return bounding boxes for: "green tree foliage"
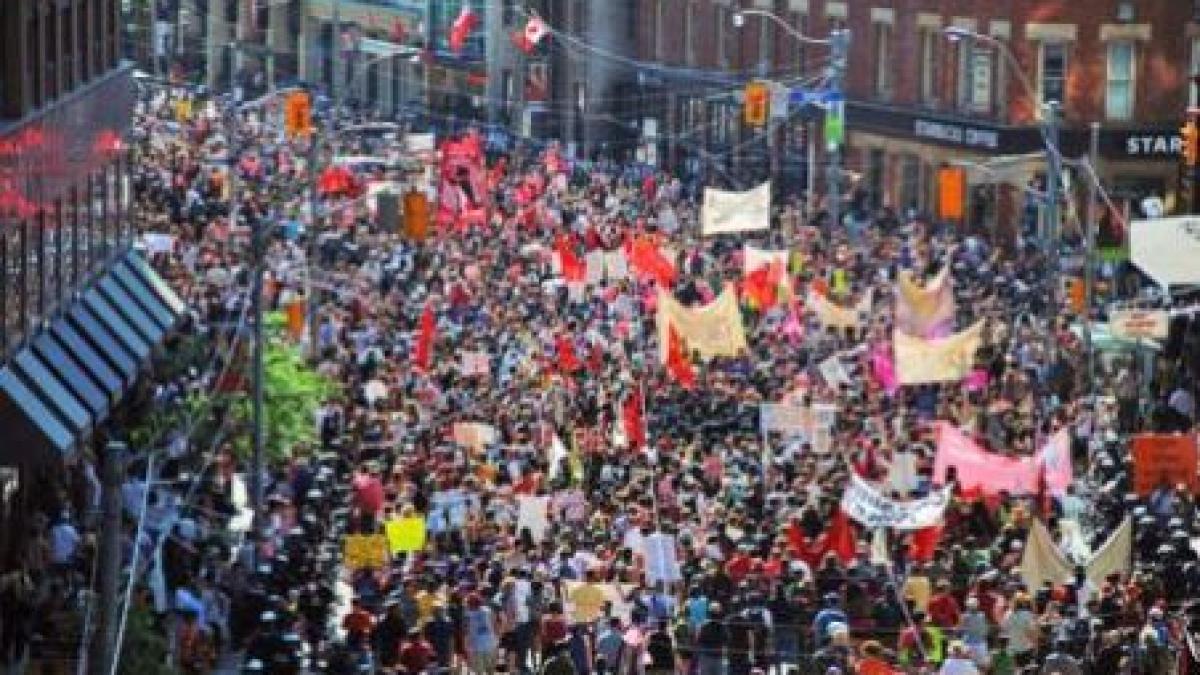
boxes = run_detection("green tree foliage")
[230,312,337,462]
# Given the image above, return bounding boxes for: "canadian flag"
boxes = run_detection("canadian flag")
[516,15,549,53]
[448,6,479,53]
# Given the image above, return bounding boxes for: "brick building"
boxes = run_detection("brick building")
[602,0,1198,224]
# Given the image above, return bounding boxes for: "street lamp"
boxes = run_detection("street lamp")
[942,25,1074,400]
[731,9,848,227]
[732,9,832,45]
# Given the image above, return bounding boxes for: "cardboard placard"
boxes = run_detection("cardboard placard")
[1131,434,1199,496]
[343,534,389,570]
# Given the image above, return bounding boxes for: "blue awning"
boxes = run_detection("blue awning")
[0,250,183,464]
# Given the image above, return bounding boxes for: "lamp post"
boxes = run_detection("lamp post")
[942,26,1062,255]
[732,10,848,228]
[943,26,1069,402]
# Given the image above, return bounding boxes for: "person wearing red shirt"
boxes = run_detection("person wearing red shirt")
[724,545,754,583]
[342,598,375,647]
[398,628,436,674]
[927,580,962,630]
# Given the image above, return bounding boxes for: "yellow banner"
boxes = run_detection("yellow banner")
[343,534,389,570]
[810,290,872,330]
[893,321,984,385]
[657,287,748,364]
[384,517,427,554]
[895,267,955,337]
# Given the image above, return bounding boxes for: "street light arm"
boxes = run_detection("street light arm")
[734,9,831,46]
[943,27,1041,121]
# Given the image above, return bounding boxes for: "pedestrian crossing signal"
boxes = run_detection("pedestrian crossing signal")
[744,82,769,127]
[284,92,312,139]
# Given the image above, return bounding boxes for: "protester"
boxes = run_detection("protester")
[105,83,1200,675]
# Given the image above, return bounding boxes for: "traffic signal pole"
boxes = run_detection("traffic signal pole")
[827,31,849,230]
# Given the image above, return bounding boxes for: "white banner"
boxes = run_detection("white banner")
[702,182,771,235]
[1131,216,1200,287]
[840,474,951,530]
[642,532,683,584]
[818,355,851,387]
[460,350,491,376]
[743,245,789,275]
[760,402,838,453]
[1109,309,1169,340]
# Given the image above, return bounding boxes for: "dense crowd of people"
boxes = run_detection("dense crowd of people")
[8,80,1194,675]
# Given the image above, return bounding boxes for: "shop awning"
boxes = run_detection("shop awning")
[1130,216,1200,289]
[0,250,184,465]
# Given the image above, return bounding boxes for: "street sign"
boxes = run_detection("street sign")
[823,100,845,150]
[770,82,790,120]
[789,89,844,106]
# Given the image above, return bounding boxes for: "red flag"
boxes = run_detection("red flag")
[511,30,533,54]
[626,237,676,288]
[555,236,587,282]
[666,326,697,389]
[742,263,782,310]
[587,341,605,373]
[448,6,479,53]
[824,509,859,565]
[621,385,646,451]
[413,303,435,371]
[556,334,581,373]
[908,525,943,562]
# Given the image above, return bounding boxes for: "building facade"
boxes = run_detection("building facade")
[0,0,183,559]
[600,0,1198,223]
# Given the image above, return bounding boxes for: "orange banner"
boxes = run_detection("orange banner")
[1131,434,1198,496]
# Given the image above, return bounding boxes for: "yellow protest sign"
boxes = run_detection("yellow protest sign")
[343,534,389,570]
[384,517,427,554]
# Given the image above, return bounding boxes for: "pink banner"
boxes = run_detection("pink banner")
[869,346,899,395]
[934,423,1072,496]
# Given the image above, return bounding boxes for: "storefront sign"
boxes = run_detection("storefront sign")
[1109,309,1169,340]
[913,119,1000,150]
[1121,133,1183,158]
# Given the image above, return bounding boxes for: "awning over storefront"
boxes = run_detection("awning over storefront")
[0,250,184,465]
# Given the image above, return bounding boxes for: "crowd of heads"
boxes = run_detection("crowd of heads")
[15,84,1196,674]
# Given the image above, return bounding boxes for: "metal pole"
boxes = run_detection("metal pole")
[91,442,127,674]
[251,185,266,517]
[331,0,342,103]
[1084,121,1100,401]
[1043,102,1061,257]
[827,30,849,229]
[307,128,321,360]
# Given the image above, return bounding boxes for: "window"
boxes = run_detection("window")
[716,6,728,67]
[1106,42,1134,120]
[684,2,695,65]
[1039,42,1068,108]
[792,13,807,74]
[1190,37,1200,107]
[955,40,970,109]
[759,16,774,75]
[873,22,891,99]
[654,0,664,61]
[919,29,938,105]
[969,47,992,112]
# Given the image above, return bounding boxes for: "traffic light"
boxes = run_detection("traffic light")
[284,91,312,139]
[744,81,769,127]
[1183,115,1200,167]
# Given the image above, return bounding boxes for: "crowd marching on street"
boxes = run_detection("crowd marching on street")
[70,80,1200,675]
